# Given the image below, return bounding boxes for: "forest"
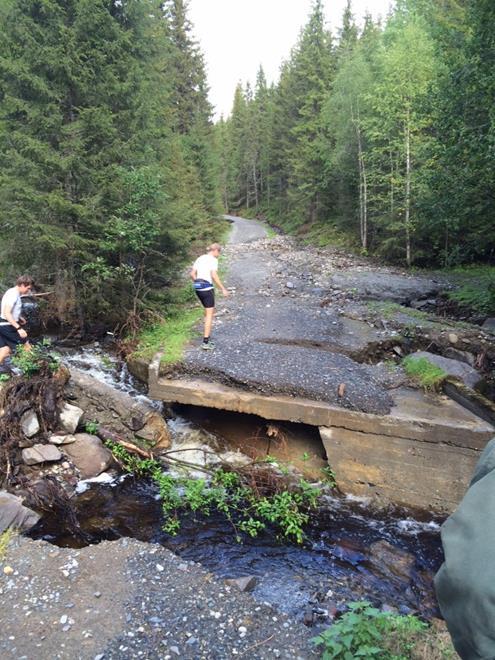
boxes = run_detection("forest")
[218,0,495,268]
[0,0,494,331]
[0,0,222,330]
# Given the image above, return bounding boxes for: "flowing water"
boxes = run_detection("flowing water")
[30,345,445,625]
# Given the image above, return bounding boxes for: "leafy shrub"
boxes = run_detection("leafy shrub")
[312,601,428,659]
[105,440,319,543]
[11,341,60,377]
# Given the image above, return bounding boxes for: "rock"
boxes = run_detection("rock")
[285,281,295,289]
[135,413,171,450]
[482,318,495,334]
[448,333,459,344]
[0,491,40,533]
[59,402,84,434]
[49,434,76,445]
[22,444,62,465]
[411,351,482,389]
[67,368,171,449]
[368,540,416,584]
[224,576,257,592]
[20,410,40,438]
[444,347,476,367]
[61,433,114,479]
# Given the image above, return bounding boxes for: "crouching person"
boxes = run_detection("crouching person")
[0,275,34,369]
[435,436,495,660]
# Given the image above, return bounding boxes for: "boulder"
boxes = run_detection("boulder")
[22,444,62,465]
[20,410,40,438]
[0,491,40,533]
[135,414,171,450]
[368,540,415,585]
[482,318,495,334]
[59,402,84,434]
[410,351,482,389]
[67,367,171,450]
[61,433,114,479]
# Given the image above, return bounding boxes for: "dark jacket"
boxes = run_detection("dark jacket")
[435,438,495,660]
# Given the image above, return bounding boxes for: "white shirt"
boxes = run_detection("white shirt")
[0,287,22,324]
[193,254,218,284]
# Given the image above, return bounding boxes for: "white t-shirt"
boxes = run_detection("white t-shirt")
[0,287,22,324]
[193,254,218,284]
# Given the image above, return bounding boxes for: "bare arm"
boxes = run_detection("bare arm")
[212,270,229,296]
[4,302,27,338]
[190,267,197,281]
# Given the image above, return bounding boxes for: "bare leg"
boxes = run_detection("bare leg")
[0,346,11,364]
[204,307,215,339]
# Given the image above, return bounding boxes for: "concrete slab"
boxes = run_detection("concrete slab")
[149,370,493,512]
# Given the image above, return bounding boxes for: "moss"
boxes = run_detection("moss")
[403,356,447,390]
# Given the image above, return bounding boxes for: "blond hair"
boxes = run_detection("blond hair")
[207,243,222,252]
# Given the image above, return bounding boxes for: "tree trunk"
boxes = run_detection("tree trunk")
[405,110,412,267]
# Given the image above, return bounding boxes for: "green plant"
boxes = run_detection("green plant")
[11,343,60,377]
[448,267,495,316]
[84,421,99,435]
[312,601,428,660]
[320,466,337,488]
[402,356,447,390]
[0,373,10,383]
[104,441,320,543]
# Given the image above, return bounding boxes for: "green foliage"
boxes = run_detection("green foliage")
[448,267,495,316]
[0,0,221,331]
[0,374,10,383]
[11,343,60,377]
[132,304,203,365]
[104,441,319,543]
[402,356,446,390]
[312,601,428,660]
[84,421,99,435]
[320,465,337,487]
[221,0,494,271]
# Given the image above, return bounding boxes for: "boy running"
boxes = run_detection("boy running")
[191,243,229,350]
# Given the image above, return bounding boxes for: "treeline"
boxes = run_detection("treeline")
[218,0,495,267]
[0,0,221,329]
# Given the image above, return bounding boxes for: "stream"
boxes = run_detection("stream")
[30,344,444,625]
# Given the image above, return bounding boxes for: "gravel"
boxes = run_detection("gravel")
[0,536,317,659]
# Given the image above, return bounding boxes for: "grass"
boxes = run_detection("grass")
[0,528,16,561]
[403,356,447,390]
[300,221,353,248]
[447,265,495,316]
[131,305,203,364]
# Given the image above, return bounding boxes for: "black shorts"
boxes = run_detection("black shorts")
[195,288,215,309]
[0,325,28,350]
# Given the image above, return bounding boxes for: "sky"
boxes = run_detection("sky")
[188,0,394,119]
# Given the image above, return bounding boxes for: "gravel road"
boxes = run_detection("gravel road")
[171,217,396,414]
